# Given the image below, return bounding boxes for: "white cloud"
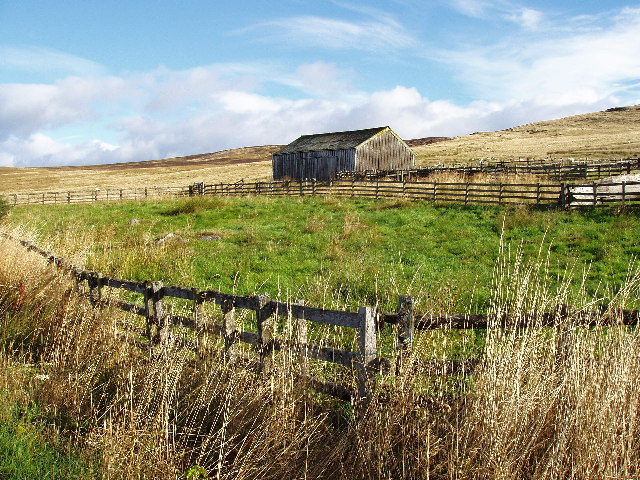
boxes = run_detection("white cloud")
[439,6,640,106]
[448,0,544,30]
[505,8,543,29]
[0,46,105,77]
[256,14,417,52]
[2,5,640,169]
[449,0,491,18]
[293,61,355,98]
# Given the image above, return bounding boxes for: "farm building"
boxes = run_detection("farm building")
[272,126,415,181]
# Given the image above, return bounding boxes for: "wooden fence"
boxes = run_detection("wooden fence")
[203,178,640,207]
[1,185,190,206]
[4,178,639,209]
[4,233,640,410]
[337,157,640,182]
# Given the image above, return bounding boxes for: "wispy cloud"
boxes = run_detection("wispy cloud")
[448,0,544,29]
[449,0,492,18]
[438,6,640,105]
[252,14,417,53]
[0,46,105,76]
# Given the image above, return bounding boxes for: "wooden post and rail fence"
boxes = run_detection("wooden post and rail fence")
[2,158,639,208]
[2,177,640,208]
[4,233,640,411]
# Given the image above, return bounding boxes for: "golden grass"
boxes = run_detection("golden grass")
[414,105,640,165]
[1,228,639,479]
[0,146,278,195]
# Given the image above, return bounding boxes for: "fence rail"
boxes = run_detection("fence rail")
[337,157,640,182]
[1,186,190,206]
[4,178,639,208]
[201,178,640,207]
[4,233,640,410]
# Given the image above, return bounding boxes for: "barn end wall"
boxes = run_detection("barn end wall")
[355,130,415,171]
[273,149,356,181]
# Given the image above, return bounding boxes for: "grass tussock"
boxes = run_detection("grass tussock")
[1,230,639,478]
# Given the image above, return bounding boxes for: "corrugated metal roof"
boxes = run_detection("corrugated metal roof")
[275,127,389,154]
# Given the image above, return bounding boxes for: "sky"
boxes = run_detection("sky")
[1,0,639,167]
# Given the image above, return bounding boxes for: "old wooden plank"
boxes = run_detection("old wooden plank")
[238,330,259,346]
[294,343,357,367]
[103,277,147,294]
[301,376,354,401]
[162,285,196,300]
[271,300,359,328]
[356,306,377,410]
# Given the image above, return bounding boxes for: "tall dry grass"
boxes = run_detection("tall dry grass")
[1,228,639,479]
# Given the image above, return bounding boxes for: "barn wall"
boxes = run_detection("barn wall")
[355,130,415,171]
[273,149,356,181]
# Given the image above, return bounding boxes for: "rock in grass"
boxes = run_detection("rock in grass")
[156,233,187,245]
[200,235,221,242]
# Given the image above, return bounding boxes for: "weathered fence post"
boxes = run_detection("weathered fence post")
[144,281,154,343]
[222,295,237,364]
[146,281,168,351]
[356,306,377,413]
[256,293,274,374]
[193,288,206,359]
[559,183,567,209]
[72,267,85,296]
[395,296,414,375]
[88,272,102,307]
[592,183,597,206]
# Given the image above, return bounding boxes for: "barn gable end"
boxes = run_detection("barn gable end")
[272,126,415,181]
[354,128,415,171]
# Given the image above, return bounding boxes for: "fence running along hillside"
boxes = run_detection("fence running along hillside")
[1,185,191,206]
[336,157,640,182]
[4,233,640,409]
[202,178,640,207]
[3,178,640,208]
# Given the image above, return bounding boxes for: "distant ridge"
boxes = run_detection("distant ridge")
[405,137,451,147]
[411,105,640,165]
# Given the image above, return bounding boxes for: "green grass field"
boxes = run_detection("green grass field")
[6,195,640,313]
[3,195,640,479]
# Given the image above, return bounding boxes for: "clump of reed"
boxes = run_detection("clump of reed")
[1,228,639,479]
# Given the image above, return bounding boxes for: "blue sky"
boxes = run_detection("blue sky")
[1,0,639,167]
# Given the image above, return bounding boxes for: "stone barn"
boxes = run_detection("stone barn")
[272,126,415,181]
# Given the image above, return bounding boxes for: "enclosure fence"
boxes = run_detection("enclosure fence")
[4,233,639,410]
[3,177,640,208]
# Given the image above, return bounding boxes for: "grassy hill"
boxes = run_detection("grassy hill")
[0,145,280,194]
[1,105,639,194]
[413,105,640,165]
